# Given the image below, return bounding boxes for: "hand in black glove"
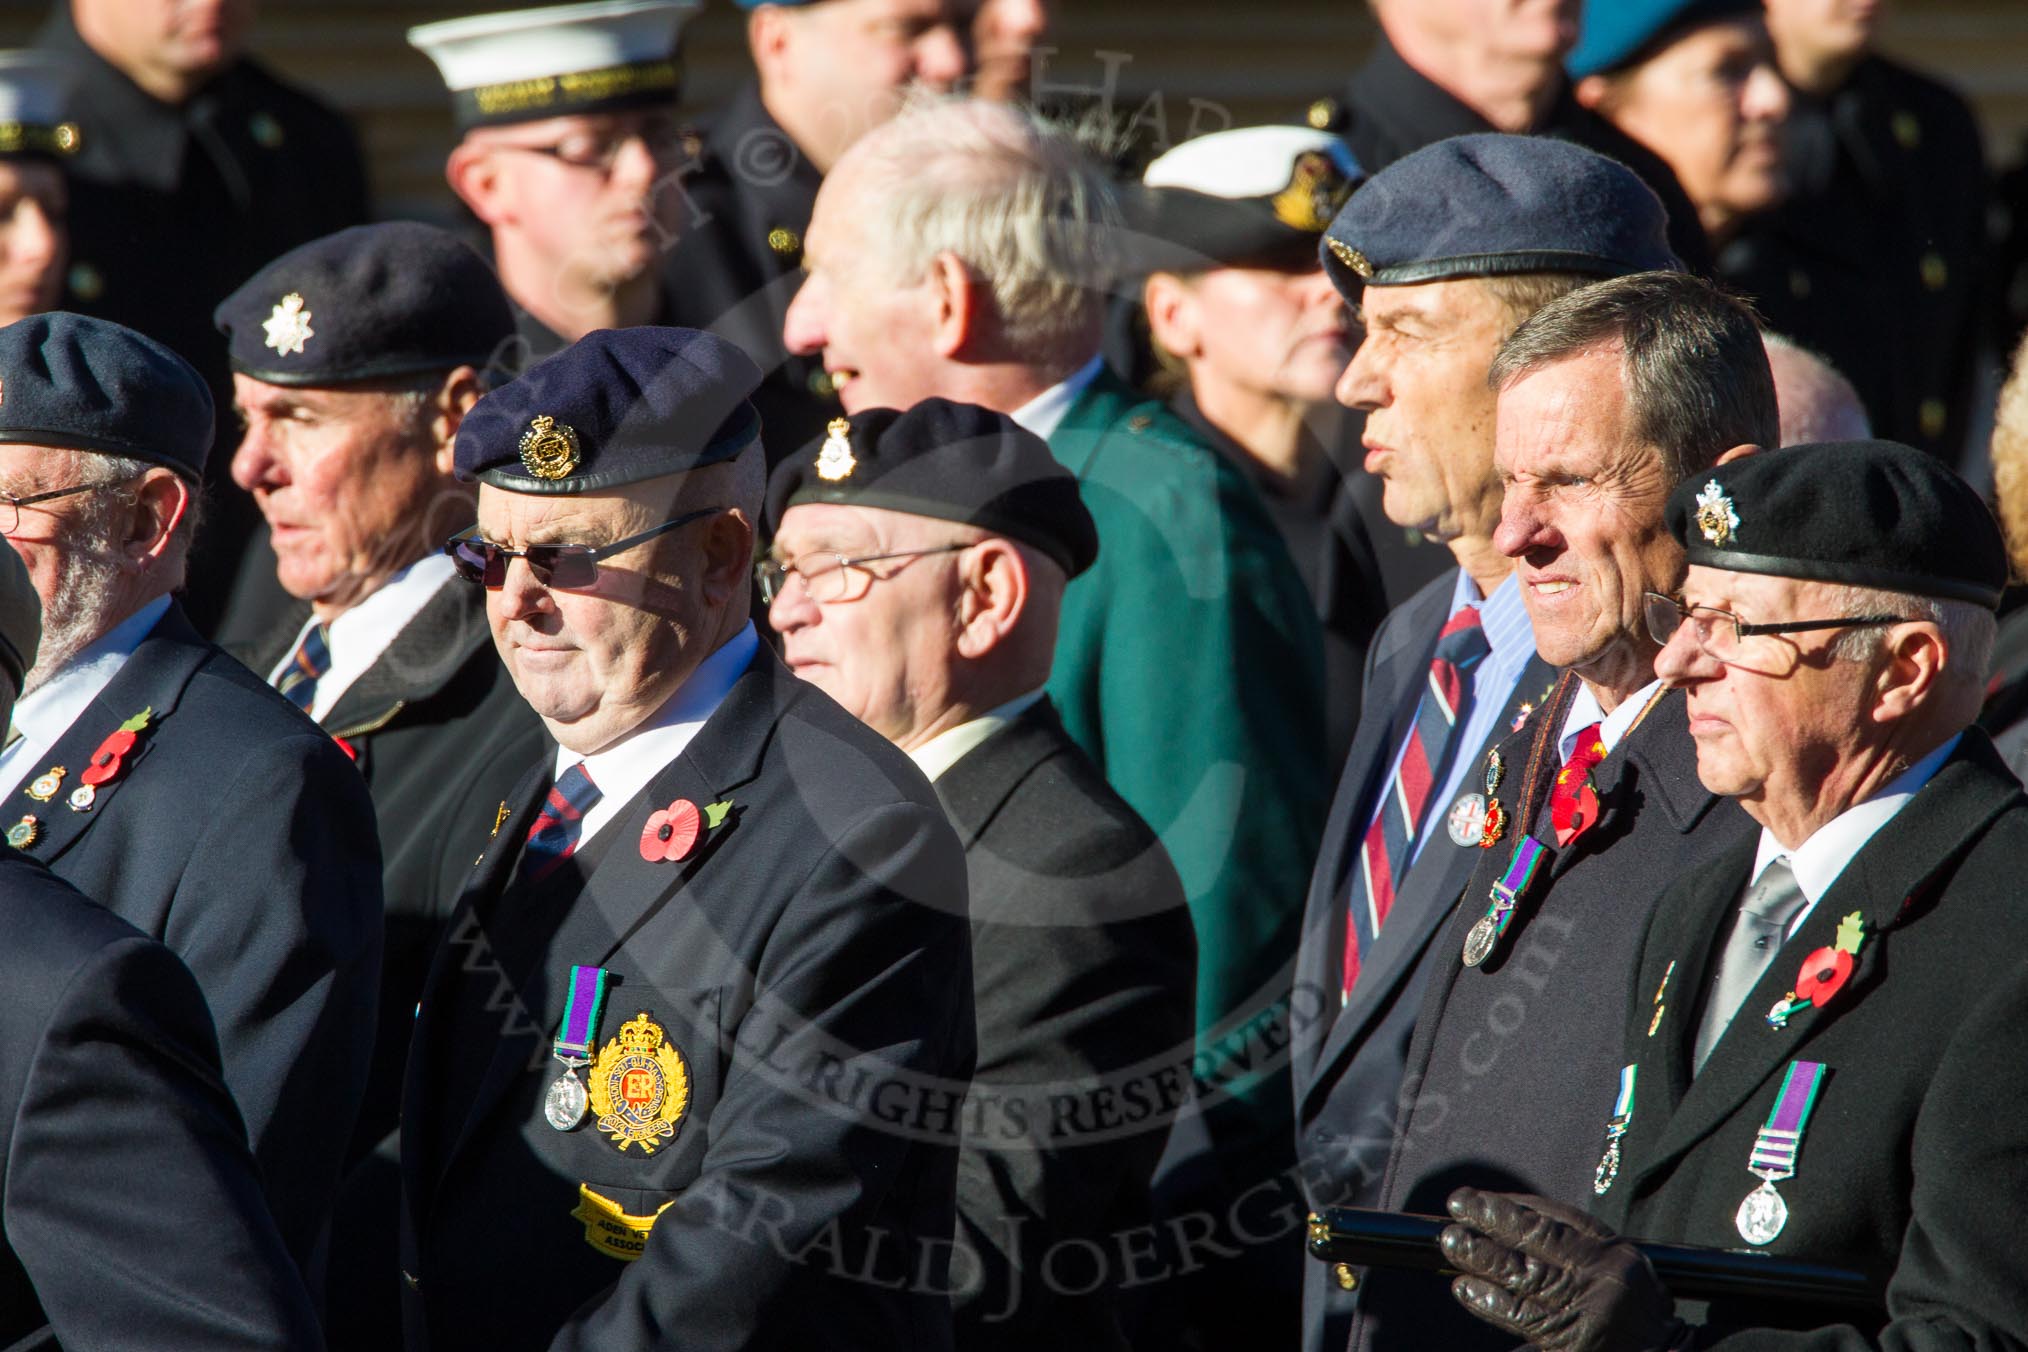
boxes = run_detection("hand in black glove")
[1439,1187,1691,1352]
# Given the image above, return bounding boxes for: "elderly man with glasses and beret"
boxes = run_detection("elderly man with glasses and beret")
[213,220,550,1348]
[1437,440,2028,1351]
[0,311,383,1297]
[403,326,973,1352]
[763,399,1196,1350]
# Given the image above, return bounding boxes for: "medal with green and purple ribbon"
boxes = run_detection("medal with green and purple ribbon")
[1593,1064,1636,1196]
[1735,1059,1826,1245]
[544,965,611,1132]
[1463,834,1550,967]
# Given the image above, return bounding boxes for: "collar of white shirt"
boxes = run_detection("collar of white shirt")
[556,622,761,847]
[269,553,458,722]
[1750,731,1962,935]
[1557,674,1666,765]
[0,594,171,800]
[906,689,1047,784]
[1008,355,1104,441]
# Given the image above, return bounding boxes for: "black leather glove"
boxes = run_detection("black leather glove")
[1439,1187,1691,1352]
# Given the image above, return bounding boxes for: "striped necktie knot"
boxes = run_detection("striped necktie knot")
[277,624,331,712]
[521,763,602,884]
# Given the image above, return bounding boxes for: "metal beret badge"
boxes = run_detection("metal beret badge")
[520,414,582,480]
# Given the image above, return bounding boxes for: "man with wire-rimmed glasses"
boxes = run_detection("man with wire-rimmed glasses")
[0,310,383,1303]
[1437,439,2028,1351]
[406,326,974,1351]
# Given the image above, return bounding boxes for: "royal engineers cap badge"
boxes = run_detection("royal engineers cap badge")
[589,1012,690,1154]
[816,418,856,482]
[262,292,315,357]
[1694,480,1740,548]
[519,414,581,481]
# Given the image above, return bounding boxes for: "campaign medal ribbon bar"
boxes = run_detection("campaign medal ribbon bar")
[1594,1063,1636,1196]
[1463,834,1549,967]
[546,965,612,1131]
[1736,1059,1827,1245]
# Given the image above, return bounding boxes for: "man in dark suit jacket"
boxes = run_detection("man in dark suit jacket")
[764,400,1197,1349]
[0,530,323,1350]
[1440,442,2028,1350]
[213,221,550,1345]
[402,328,974,1351]
[1291,135,1678,1352]
[1342,272,1776,1351]
[0,312,382,1291]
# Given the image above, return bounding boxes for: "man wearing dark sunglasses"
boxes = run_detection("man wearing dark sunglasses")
[214,220,549,1348]
[403,326,973,1352]
[1440,441,2028,1351]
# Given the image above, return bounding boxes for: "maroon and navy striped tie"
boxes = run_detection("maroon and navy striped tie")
[1342,605,1490,1002]
[521,763,602,884]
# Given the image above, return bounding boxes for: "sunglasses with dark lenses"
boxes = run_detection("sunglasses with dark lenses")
[445,506,722,590]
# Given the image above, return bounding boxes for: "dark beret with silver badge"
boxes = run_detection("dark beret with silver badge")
[0,311,213,480]
[1125,125,1363,274]
[1666,439,2008,609]
[1568,0,1762,80]
[765,399,1099,579]
[454,326,762,494]
[215,222,517,388]
[1318,132,1680,297]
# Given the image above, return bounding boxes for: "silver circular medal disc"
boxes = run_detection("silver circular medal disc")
[544,1070,589,1131]
[1447,793,1488,847]
[1735,1179,1788,1246]
[1462,915,1498,967]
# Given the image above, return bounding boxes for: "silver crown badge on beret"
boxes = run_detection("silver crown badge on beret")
[1695,480,1740,548]
[816,418,856,482]
[262,293,315,357]
[520,414,582,480]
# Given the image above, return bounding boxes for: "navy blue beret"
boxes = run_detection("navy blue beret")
[1320,133,1680,295]
[454,326,762,493]
[1667,440,2007,609]
[215,223,516,387]
[0,312,213,480]
[765,399,1098,579]
[1568,0,1762,80]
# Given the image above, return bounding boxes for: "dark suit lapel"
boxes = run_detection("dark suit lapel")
[1542,688,1720,886]
[8,605,205,867]
[1629,738,2020,1189]
[1299,653,1555,1114]
[932,699,1069,850]
[322,579,493,738]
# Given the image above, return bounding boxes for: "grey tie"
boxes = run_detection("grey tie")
[1693,859,1809,1073]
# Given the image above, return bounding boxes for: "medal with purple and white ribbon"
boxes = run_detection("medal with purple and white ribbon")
[1464,834,1550,967]
[1593,1063,1636,1196]
[545,965,612,1131]
[1735,1059,1827,1245]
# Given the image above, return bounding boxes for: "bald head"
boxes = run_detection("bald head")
[1764,333,1870,446]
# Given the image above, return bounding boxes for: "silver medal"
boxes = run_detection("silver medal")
[1446,793,1489,847]
[1735,1178,1789,1245]
[544,1066,589,1131]
[1462,915,1499,967]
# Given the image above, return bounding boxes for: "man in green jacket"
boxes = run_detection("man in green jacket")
[783,93,1327,1334]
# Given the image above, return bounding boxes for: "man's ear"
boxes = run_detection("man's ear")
[699,508,759,611]
[447,138,509,226]
[1715,442,1763,466]
[1573,73,1612,112]
[747,5,793,82]
[1142,271,1199,362]
[954,537,1027,661]
[127,469,191,570]
[928,251,979,361]
[430,366,488,478]
[1872,621,1947,725]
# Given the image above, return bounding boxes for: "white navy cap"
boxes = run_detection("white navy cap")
[1127,125,1361,273]
[1143,126,1357,200]
[408,0,698,131]
[0,51,80,159]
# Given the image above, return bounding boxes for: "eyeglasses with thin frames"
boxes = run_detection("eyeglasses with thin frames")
[755,544,973,605]
[1642,591,1914,669]
[0,478,132,535]
[446,506,722,590]
[493,114,686,174]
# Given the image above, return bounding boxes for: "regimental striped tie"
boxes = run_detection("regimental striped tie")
[520,763,603,885]
[277,624,331,713]
[1342,604,1491,1002]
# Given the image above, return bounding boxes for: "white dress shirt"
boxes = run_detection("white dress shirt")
[1008,356,1104,441]
[906,689,1046,784]
[267,553,458,722]
[1557,675,1667,766]
[556,623,760,847]
[0,595,170,800]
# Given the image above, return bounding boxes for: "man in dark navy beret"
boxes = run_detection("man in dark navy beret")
[0,531,328,1351]
[0,310,383,1298]
[1441,441,2028,1350]
[403,326,974,1352]
[765,399,1195,1349]
[213,220,547,1348]
[1293,133,1675,1352]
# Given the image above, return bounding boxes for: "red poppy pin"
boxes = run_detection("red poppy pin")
[1767,911,1866,1029]
[639,798,733,863]
[69,708,153,812]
